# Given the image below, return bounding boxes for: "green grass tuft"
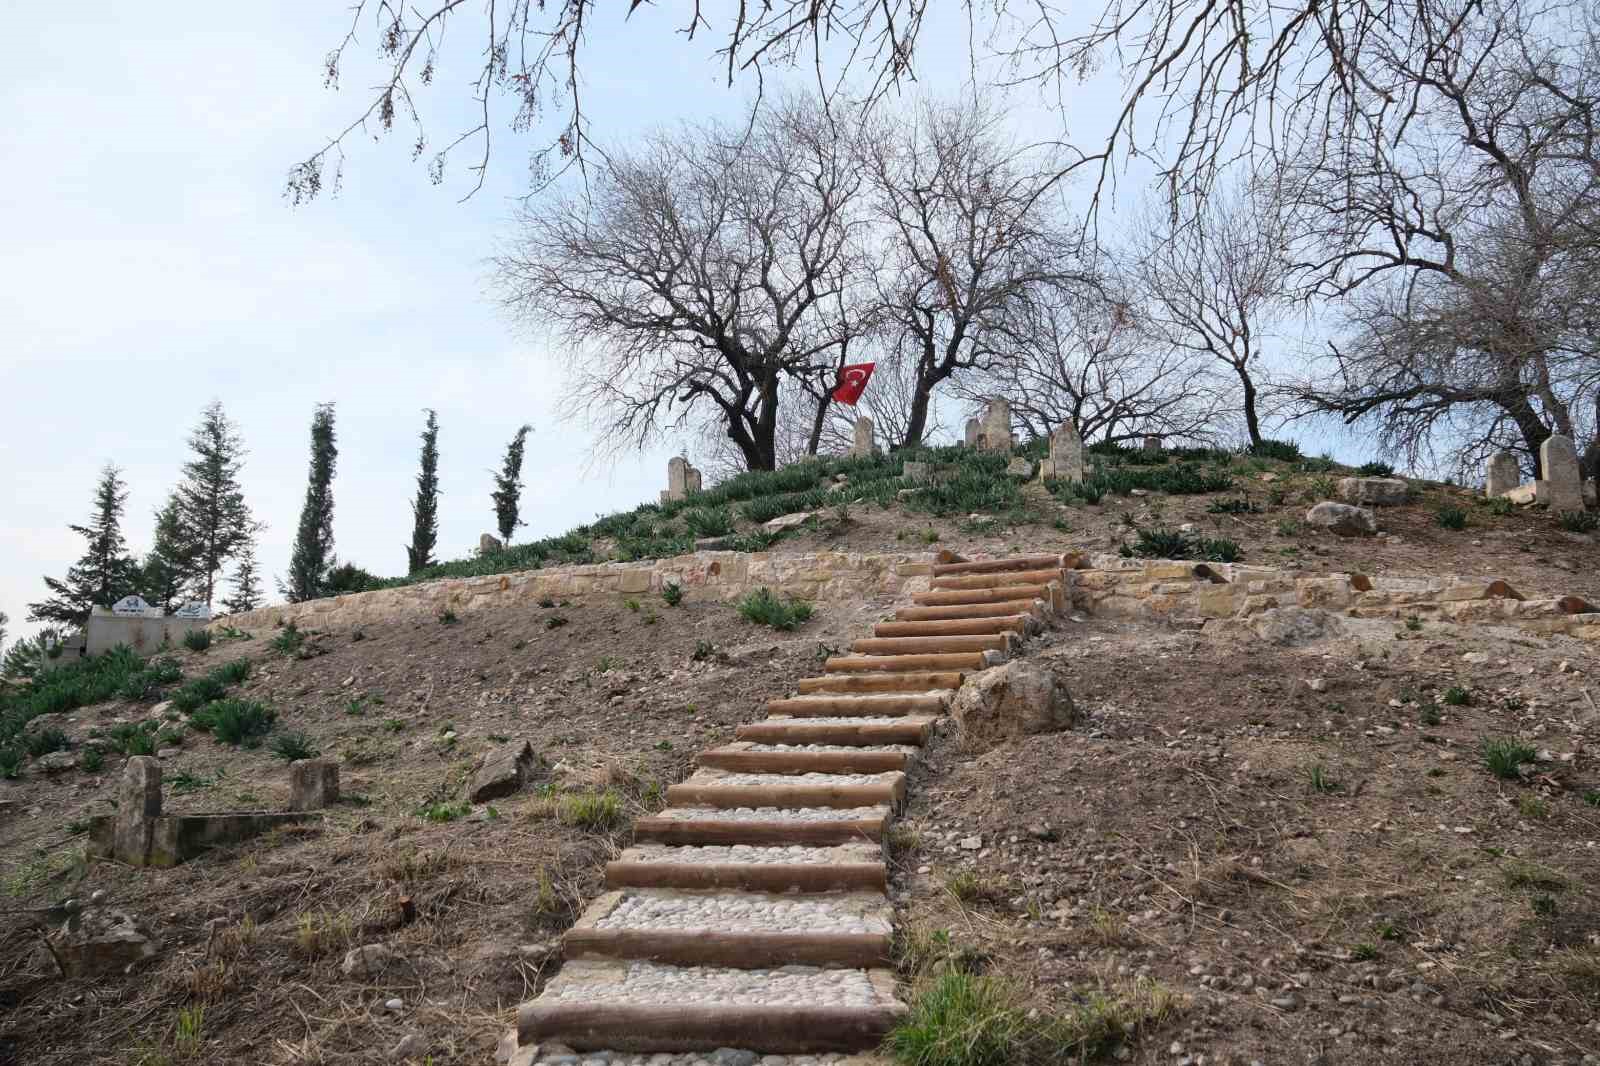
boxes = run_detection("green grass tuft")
[190,698,276,747]
[1481,737,1536,780]
[737,587,815,630]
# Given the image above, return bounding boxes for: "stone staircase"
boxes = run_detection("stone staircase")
[505,553,1070,1065]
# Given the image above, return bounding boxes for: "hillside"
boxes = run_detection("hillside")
[0,445,1597,1066]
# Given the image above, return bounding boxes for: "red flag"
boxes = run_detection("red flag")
[831,362,876,405]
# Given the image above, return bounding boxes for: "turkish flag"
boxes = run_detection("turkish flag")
[831,362,876,405]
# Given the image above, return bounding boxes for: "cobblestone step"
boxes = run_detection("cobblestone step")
[606,842,885,893]
[565,889,893,969]
[665,770,906,810]
[632,806,892,847]
[517,960,906,1053]
[698,743,915,775]
[736,715,935,746]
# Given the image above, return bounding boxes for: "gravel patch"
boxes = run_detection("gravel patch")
[544,961,887,1007]
[594,892,889,934]
[692,771,900,787]
[620,844,878,865]
[652,806,890,824]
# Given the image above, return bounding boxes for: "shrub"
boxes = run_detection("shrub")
[182,629,213,653]
[1120,527,1243,563]
[191,698,276,747]
[270,731,319,761]
[1442,685,1471,706]
[737,587,815,631]
[1206,497,1258,514]
[682,506,735,538]
[1250,438,1303,462]
[1357,461,1395,477]
[417,799,471,822]
[1297,454,1338,473]
[0,747,21,779]
[270,622,304,656]
[118,656,184,702]
[323,563,379,595]
[213,659,251,685]
[108,721,158,756]
[438,609,459,625]
[23,727,70,758]
[661,583,683,607]
[1485,496,1515,516]
[1557,511,1598,533]
[1275,518,1302,537]
[558,790,625,830]
[1436,506,1468,530]
[1481,738,1536,780]
[79,746,105,772]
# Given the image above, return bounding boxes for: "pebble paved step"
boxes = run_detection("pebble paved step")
[767,693,947,717]
[633,805,892,846]
[737,715,935,746]
[914,583,1051,606]
[931,553,1069,576]
[698,742,914,775]
[872,614,1032,637]
[565,889,893,968]
[666,769,907,810]
[930,567,1065,590]
[518,960,907,1052]
[518,1051,868,1065]
[849,634,1011,656]
[893,599,1044,622]
[823,651,990,673]
[607,842,886,893]
[795,671,963,694]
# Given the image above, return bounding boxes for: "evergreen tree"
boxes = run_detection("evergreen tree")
[285,403,338,603]
[406,409,441,573]
[28,464,139,628]
[174,401,254,606]
[490,424,534,542]
[2,638,39,680]
[221,529,264,614]
[0,611,8,659]
[139,494,198,614]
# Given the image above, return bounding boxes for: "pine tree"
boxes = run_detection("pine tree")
[407,409,441,573]
[139,494,198,614]
[221,529,264,614]
[491,424,534,542]
[285,403,338,603]
[174,401,254,606]
[28,464,139,628]
[0,611,8,654]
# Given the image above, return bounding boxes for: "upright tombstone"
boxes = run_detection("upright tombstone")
[289,760,341,811]
[1485,451,1521,498]
[113,757,162,865]
[173,602,211,621]
[479,533,503,554]
[850,416,876,458]
[964,418,982,447]
[111,595,159,618]
[1142,436,1161,453]
[979,398,1012,452]
[662,457,692,504]
[1040,420,1086,482]
[1539,434,1586,513]
[684,465,703,495]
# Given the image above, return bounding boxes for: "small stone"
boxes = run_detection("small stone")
[1306,501,1378,536]
[341,943,395,978]
[469,740,537,803]
[1271,993,1301,1010]
[35,751,77,772]
[1306,678,1327,693]
[389,1032,428,1061]
[960,836,982,851]
[384,997,404,1011]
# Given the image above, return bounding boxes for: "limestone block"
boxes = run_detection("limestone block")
[1195,587,1243,617]
[1539,434,1585,513]
[48,907,160,978]
[617,569,652,594]
[1337,477,1410,506]
[1503,483,1539,505]
[1486,451,1520,497]
[950,661,1076,750]
[1306,501,1377,536]
[113,757,162,865]
[289,760,341,811]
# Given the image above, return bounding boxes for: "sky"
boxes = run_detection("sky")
[0,2,1356,645]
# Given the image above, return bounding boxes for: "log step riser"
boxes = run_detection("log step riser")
[737,722,932,746]
[605,861,888,894]
[930,568,1065,590]
[850,635,1009,655]
[873,616,1028,637]
[565,929,891,970]
[914,585,1051,606]
[767,695,946,717]
[894,601,1043,622]
[824,652,989,673]
[795,672,964,694]
[632,818,886,847]
[519,1003,904,1054]
[698,751,910,775]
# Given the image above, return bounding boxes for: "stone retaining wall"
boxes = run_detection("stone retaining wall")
[222,551,937,630]
[1070,554,1600,640]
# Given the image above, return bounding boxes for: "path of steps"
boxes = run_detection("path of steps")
[505,552,1071,1065]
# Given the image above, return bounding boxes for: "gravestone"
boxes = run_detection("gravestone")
[850,416,876,458]
[1142,436,1161,452]
[1538,434,1585,513]
[902,461,931,484]
[661,457,700,504]
[289,760,341,811]
[1039,420,1085,482]
[113,757,163,865]
[1486,451,1521,498]
[479,533,503,554]
[173,602,211,621]
[979,398,1012,452]
[111,595,159,618]
[964,418,981,447]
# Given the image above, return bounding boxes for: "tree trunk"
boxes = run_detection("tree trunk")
[806,393,832,456]
[1501,391,1552,477]
[1235,363,1263,448]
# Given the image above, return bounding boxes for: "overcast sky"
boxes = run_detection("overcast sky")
[0,3,1355,644]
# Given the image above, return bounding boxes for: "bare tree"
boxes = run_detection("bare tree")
[494,95,869,471]
[1284,0,1600,476]
[864,98,1087,448]
[968,275,1234,446]
[1131,181,1293,448]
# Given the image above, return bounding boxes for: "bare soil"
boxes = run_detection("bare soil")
[893,612,1600,1064]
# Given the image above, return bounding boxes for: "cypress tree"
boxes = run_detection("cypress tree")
[28,464,139,628]
[491,424,534,542]
[174,401,254,606]
[140,494,199,614]
[406,409,441,573]
[222,530,264,614]
[285,403,339,603]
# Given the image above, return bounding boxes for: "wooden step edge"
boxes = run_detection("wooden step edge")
[849,635,1009,655]
[795,672,964,693]
[664,779,906,809]
[824,652,990,673]
[698,748,911,775]
[564,926,892,970]
[873,616,1028,637]
[930,568,1065,591]
[913,584,1050,606]
[518,997,906,1052]
[766,695,947,717]
[605,859,888,893]
[931,553,1066,576]
[632,816,887,846]
[736,720,934,745]
[893,600,1044,622]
